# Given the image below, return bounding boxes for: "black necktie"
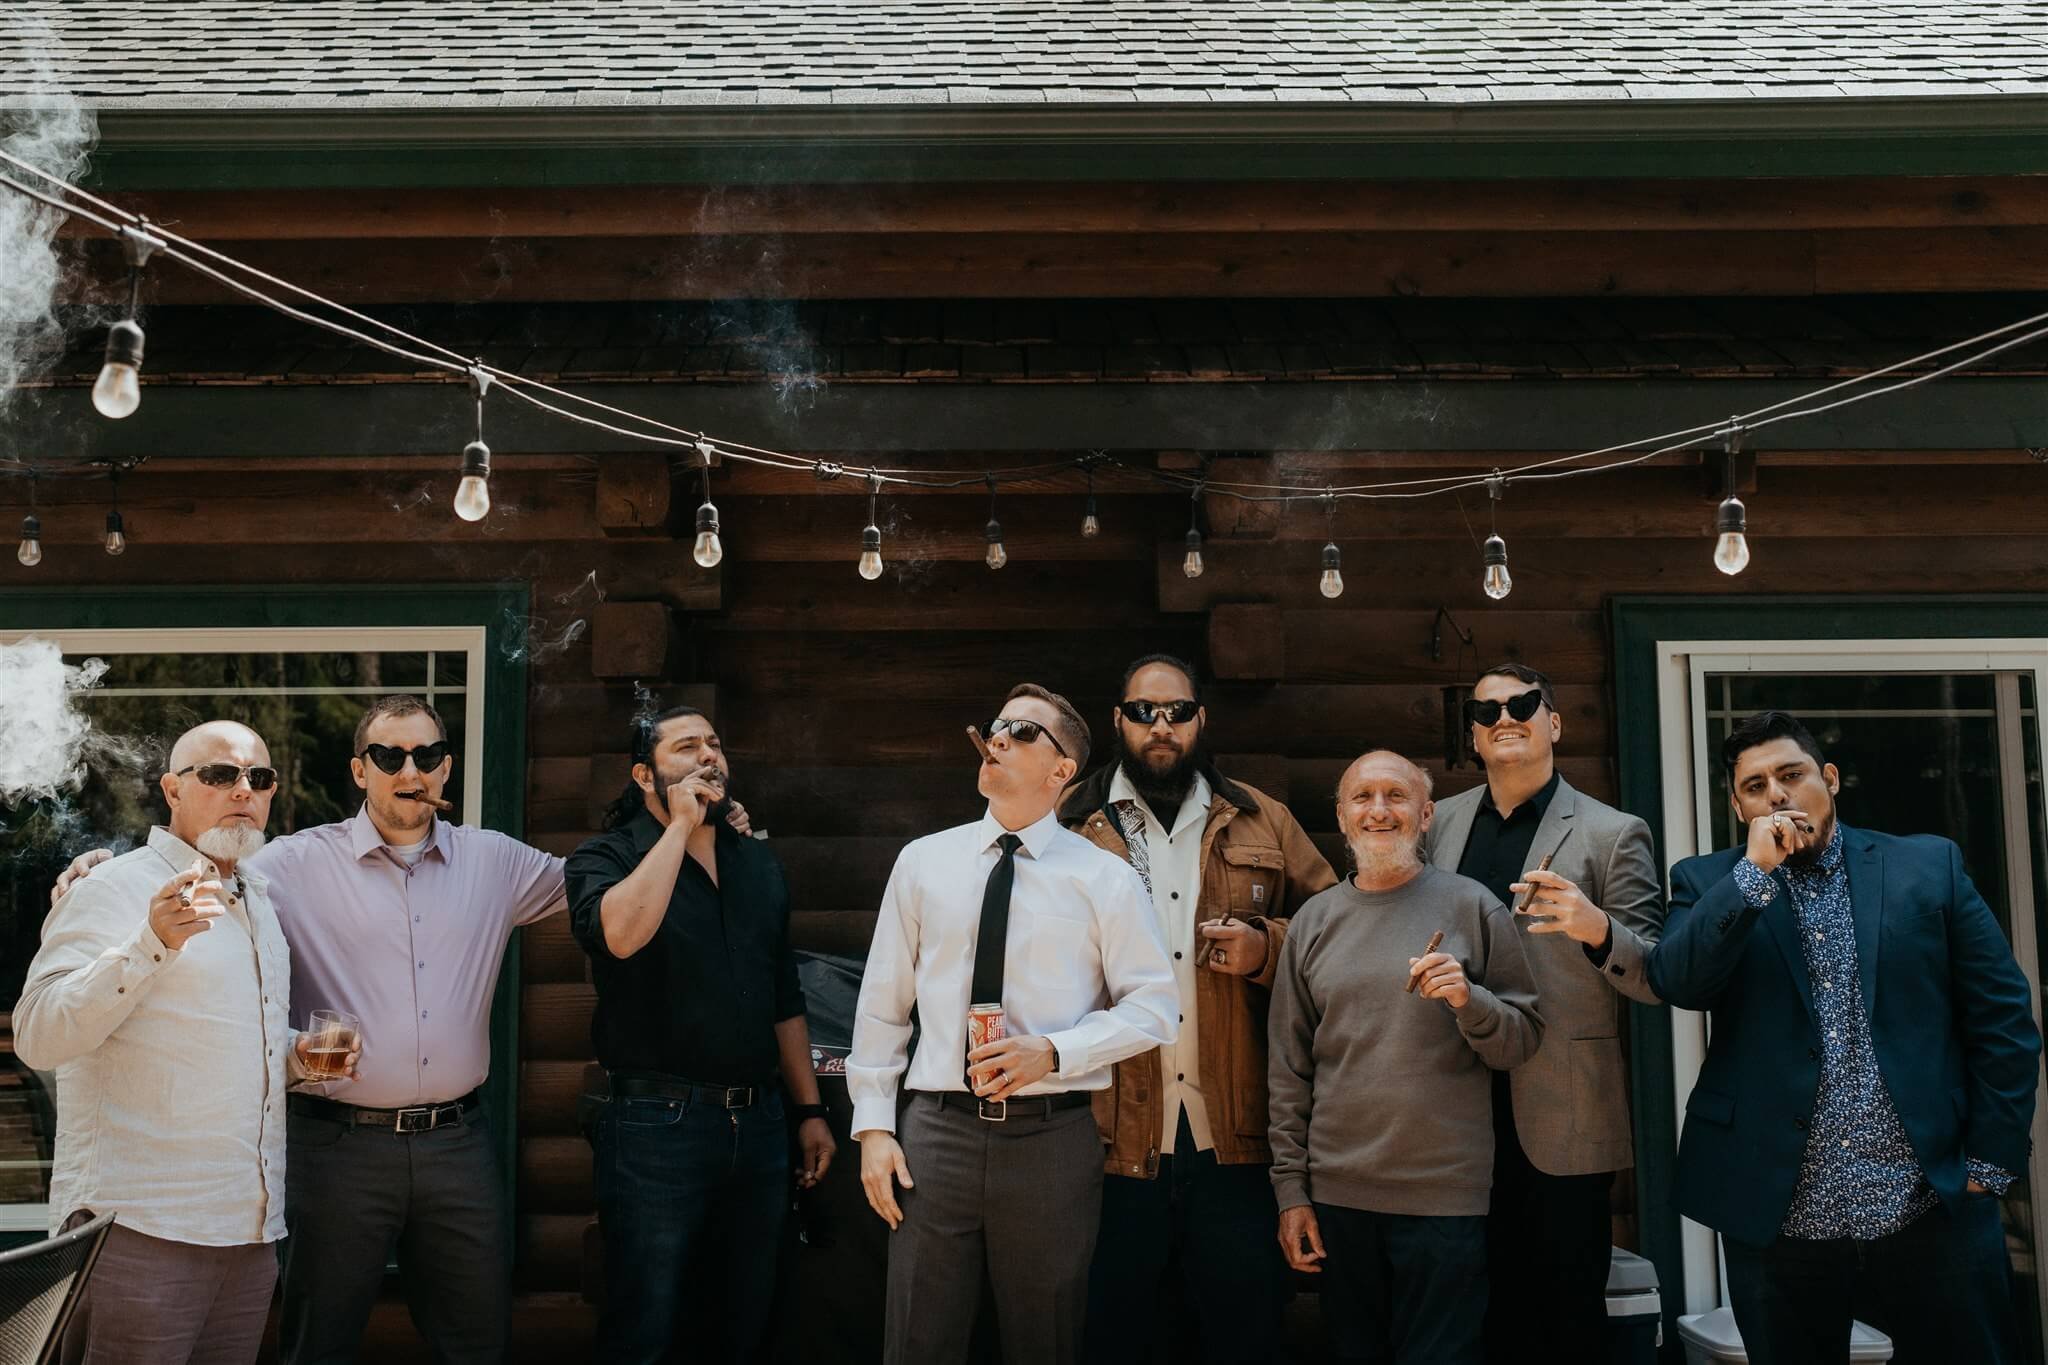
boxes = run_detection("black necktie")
[965,834,1022,1085]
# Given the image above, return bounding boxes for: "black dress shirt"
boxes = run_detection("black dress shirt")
[566,810,805,1082]
[1455,768,1561,908]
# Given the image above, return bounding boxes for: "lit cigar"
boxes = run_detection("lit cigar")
[966,725,993,762]
[178,856,205,907]
[1406,930,1446,993]
[1515,829,1575,914]
[1773,812,1818,836]
[397,791,455,812]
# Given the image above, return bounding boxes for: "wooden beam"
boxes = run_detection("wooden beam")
[588,602,675,680]
[1209,603,1287,681]
[594,453,675,537]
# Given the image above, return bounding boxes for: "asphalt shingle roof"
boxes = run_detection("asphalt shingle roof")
[6,2,2048,108]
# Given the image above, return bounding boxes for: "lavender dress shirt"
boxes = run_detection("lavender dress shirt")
[256,806,566,1108]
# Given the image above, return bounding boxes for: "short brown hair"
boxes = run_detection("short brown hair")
[1476,661,1556,714]
[353,694,449,755]
[1004,683,1090,772]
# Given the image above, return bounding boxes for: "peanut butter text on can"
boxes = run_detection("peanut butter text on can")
[967,1002,1007,1051]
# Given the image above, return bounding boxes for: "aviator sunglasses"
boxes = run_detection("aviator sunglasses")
[1463,688,1547,728]
[175,763,279,790]
[1117,699,1200,726]
[979,717,1070,758]
[361,742,453,775]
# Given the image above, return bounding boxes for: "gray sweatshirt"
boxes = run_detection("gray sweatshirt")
[1268,865,1544,1217]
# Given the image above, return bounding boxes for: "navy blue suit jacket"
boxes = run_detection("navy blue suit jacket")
[1649,824,2041,1246]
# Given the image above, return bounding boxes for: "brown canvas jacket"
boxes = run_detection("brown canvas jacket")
[1059,764,1336,1177]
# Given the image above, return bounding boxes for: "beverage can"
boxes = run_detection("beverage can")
[967,1002,1006,1052]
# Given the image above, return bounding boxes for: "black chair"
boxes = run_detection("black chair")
[0,1211,114,1365]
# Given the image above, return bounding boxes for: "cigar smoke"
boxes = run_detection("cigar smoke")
[0,17,96,426]
[0,636,110,803]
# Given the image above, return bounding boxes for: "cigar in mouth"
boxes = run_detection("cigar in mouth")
[1774,813,1818,835]
[1515,829,1575,914]
[397,791,455,812]
[966,725,993,763]
[1406,929,1446,994]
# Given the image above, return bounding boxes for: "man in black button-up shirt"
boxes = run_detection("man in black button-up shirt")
[567,704,834,1364]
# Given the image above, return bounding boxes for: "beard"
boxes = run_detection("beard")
[197,823,267,863]
[1347,832,1421,882]
[653,759,733,822]
[1118,729,1204,810]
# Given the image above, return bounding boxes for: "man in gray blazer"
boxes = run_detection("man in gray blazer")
[1422,663,1664,1365]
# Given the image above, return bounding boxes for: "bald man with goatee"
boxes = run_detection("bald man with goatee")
[17,721,336,1365]
[1266,750,1542,1365]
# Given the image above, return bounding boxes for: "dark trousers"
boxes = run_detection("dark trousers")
[60,1222,277,1365]
[1314,1202,1488,1365]
[1722,1195,2022,1365]
[1483,1077,1612,1364]
[885,1092,1104,1365]
[1084,1109,1291,1365]
[280,1104,509,1365]
[592,1088,788,1364]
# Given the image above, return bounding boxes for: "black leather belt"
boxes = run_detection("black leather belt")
[609,1072,769,1110]
[288,1089,480,1134]
[916,1089,1094,1122]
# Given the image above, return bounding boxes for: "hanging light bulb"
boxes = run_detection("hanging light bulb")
[1181,483,1204,579]
[1482,534,1512,600]
[1080,460,1101,538]
[691,441,723,567]
[453,367,493,522]
[983,475,1007,570]
[16,513,41,568]
[103,468,126,555]
[1713,422,1750,576]
[92,228,157,421]
[1320,542,1344,599]
[859,472,885,580]
[92,320,144,420]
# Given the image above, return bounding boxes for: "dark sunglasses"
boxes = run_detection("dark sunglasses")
[175,763,279,791]
[980,717,1069,758]
[1464,689,1547,728]
[361,742,453,775]
[1118,699,1200,726]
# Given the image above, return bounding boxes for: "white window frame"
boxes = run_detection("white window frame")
[0,625,489,1232]
[1655,636,2048,1318]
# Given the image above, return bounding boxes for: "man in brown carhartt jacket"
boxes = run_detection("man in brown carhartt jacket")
[1066,655,1335,1365]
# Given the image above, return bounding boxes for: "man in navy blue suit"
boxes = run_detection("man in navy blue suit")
[1651,710,2041,1365]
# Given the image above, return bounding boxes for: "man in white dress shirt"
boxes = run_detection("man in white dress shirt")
[850,683,1178,1365]
[16,720,342,1365]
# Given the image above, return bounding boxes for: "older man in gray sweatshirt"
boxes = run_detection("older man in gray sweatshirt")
[1268,750,1542,1365]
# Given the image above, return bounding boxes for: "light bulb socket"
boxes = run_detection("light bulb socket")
[1185,528,1203,552]
[104,319,145,370]
[862,524,882,553]
[985,518,1003,544]
[104,509,125,543]
[460,441,491,478]
[1321,541,1342,570]
[21,513,40,540]
[1715,495,1747,536]
[695,501,720,535]
[1482,533,1508,568]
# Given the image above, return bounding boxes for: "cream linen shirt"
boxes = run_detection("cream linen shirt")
[15,827,292,1244]
[848,807,1179,1137]
[1109,769,1216,1154]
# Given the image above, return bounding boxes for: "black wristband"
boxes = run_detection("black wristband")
[791,1103,829,1124]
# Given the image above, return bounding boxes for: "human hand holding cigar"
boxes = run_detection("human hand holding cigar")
[1408,929,1471,1008]
[1510,831,1612,946]
[1745,807,1819,873]
[1199,912,1268,975]
[150,858,226,952]
[661,763,726,834]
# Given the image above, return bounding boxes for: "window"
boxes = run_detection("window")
[0,621,499,1231]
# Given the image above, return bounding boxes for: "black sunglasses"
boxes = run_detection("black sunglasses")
[1464,689,1547,728]
[361,742,453,775]
[980,717,1069,758]
[1118,699,1200,726]
[175,763,279,791]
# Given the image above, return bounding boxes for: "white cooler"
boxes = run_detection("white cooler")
[1678,1306,1893,1363]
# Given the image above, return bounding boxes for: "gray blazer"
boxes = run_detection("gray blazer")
[1424,775,1664,1176]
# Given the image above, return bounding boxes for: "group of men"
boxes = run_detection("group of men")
[21,651,2043,1365]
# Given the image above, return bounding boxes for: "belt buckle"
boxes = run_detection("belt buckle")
[721,1086,753,1110]
[977,1097,1008,1122]
[394,1105,437,1135]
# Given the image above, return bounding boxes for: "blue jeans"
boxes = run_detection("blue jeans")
[591,1088,789,1364]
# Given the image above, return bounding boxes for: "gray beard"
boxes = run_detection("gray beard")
[1349,839,1422,883]
[196,824,267,863]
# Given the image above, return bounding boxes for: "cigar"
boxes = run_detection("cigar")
[178,856,204,907]
[1515,829,1575,914]
[397,791,455,812]
[1405,930,1446,993]
[966,725,993,762]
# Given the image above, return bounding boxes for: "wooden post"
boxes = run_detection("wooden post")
[595,453,675,538]
[590,601,675,678]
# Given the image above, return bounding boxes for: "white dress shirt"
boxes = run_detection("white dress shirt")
[849,807,1179,1137]
[15,827,292,1245]
[1109,768,1215,1155]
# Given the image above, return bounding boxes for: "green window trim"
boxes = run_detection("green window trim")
[1610,592,2048,1349]
[0,584,532,1246]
